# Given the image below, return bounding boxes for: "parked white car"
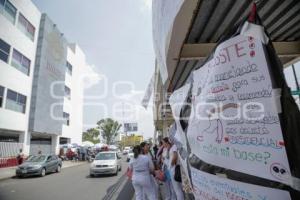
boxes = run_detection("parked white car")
[122,146,131,155]
[126,150,134,162]
[90,151,122,177]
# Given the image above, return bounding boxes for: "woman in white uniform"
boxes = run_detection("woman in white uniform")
[140,142,158,199]
[168,139,184,200]
[129,145,156,200]
[162,137,176,200]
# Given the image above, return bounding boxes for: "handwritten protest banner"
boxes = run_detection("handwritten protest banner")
[191,167,291,200]
[187,35,291,185]
[169,83,191,150]
[169,83,192,184]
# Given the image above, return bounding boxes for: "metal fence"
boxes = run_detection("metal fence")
[0,142,23,158]
[0,142,23,168]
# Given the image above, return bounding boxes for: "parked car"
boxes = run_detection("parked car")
[116,149,122,158]
[90,151,121,177]
[110,148,122,158]
[122,146,131,155]
[16,155,62,177]
[126,149,134,162]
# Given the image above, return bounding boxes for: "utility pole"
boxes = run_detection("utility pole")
[122,102,127,136]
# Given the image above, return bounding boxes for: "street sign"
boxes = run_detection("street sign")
[124,123,138,132]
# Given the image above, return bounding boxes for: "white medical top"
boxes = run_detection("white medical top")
[129,155,154,177]
[169,144,178,168]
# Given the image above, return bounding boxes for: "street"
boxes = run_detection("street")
[0,158,131,200]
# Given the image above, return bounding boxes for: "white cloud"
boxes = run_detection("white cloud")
[112,88,155,139]
[140,0,152,12]
[118,90,144,103]
[81,64,103,89]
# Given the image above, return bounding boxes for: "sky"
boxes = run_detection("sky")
[32,0,155,139]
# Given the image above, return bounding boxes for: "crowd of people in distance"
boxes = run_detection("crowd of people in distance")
[128,137,184,200]
[60,146,110,162]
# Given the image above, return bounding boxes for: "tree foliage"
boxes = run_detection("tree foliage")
[82,128,100,144]
[97,118,122,145]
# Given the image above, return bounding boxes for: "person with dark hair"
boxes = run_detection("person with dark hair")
[156,141,164,166]
[153,144,158,159]
[162,137,176,200]
[129,145,156,200]
[140,142,153,159]
[140,142,158,199]
[16,149,24,165]
[168,137,184,200]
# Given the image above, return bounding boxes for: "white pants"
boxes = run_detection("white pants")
[170,167,184,200]
[163,179,176,200]
[143,175,158,200]
[132,175,156,200]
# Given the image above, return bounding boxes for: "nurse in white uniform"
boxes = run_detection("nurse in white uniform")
[168,141,184,200]
[140,142,158,199]
[129,145,156,200]
[162,137,176,200]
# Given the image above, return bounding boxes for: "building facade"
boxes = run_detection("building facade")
[0,0,41,155]
[0,1,86,157]
[121,135,143,147]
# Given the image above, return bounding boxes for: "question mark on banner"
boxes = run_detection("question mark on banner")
[263,152,271,164]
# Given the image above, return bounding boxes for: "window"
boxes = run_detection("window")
[6,89,26,113]
[64,86,71,100]
[95,153,116,160]
[0,0,17,24]
[0,38,10,63]
[17,13,35,41]
[63,112,70,126]
[66,61,72,75]
[0,85,4,107]
[11,49,31,75]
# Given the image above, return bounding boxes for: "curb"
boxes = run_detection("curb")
[102,173,127,200]
[0,162,87,181]
[0,175,15,182]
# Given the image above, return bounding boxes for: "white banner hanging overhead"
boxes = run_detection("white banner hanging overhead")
[152,0,185,84]
[141,74,154,109]
[169,83,191,149]
[186,34,291,185]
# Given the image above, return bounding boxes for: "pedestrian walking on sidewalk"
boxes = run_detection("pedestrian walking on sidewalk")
[168,137,184,200]
[16,149,24,165]
[140,142,158,199]
[162,137,176,200]
[129,145,156,200]
[153,144,158,159]
[156,141,164,168]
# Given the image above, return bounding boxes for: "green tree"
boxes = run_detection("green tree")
[82,128,100,144]
[97,118,122,145]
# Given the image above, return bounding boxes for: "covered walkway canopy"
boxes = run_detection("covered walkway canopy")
[152,0,300,133]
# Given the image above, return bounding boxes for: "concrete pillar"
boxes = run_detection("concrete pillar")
[19,132,25,144]
[51,135,59,155]
[22,131,31,156]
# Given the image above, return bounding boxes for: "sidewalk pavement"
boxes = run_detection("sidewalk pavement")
[131,182,194,200]
[0,160,86,181]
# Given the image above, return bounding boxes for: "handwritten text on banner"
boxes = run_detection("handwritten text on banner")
[191,167,291,200]
[187,35,291,185]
